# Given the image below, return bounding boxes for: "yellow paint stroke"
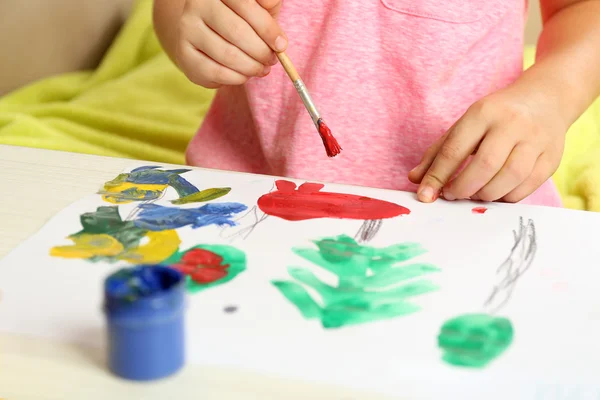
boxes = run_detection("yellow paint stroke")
[50,234,124,259]
[100,182,168,204]
[172,187,231,205]
[120,230,181,264]
[50,230,181,264]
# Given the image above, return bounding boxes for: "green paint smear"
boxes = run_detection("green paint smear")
[163,244,246,293]
[171,187,231,205]
[438,314,514,368]
[273,234,440,329]
[103,173,128,188]
[73,206,147,262]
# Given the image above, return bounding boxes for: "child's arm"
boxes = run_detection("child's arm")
[153,0,287,88]
[409,0,600,204]
[534,0,600,126]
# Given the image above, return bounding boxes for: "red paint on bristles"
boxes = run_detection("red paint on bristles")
[317,119,342,158]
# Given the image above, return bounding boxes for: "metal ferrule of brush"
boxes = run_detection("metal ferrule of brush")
[293,79,321,127]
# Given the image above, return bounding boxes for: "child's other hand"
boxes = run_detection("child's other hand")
[176,0,286,88]
[408,88,567,203]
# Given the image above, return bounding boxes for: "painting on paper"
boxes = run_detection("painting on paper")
[0,163,599,399]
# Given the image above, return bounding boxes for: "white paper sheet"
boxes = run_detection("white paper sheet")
[1,164,600,399]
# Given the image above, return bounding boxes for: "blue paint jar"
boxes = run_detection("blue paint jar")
[104,265,186,381]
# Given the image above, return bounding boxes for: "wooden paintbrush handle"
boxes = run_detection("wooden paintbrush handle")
[277,52,300,82]
[277,51,321,126]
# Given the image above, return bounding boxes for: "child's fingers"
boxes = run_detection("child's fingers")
[178,42,248,87]
[204,1,274,66]
[224,0,287,53]
[442,130,517,201]
[408,118,468,183]
[501,153,557,203]
[256,0,283,18]
[408,134,446,184]
[471,143,539,202]
[189,20,270,78]
[416,112,487,202]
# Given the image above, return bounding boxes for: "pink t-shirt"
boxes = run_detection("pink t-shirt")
[186,0,563,207]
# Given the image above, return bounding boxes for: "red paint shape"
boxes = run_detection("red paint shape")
[275,180,297,192]
[258,179,411,221]
[472,207,488,214]
[172,263,196,275]
[298,182,325,193]
[182,248,224,266]
[190,267,228,284]
[171,248,230,284]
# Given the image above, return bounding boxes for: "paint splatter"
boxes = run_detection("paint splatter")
[438,314,514,368]
[258,180,410,221]
[163,245,246,293]
[472,207,488,214]
[133,203,248,231]
[273,235,440,328]
[50,206,180,264]
[100,165,231,205]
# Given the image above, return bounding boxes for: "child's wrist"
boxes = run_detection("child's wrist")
[510,63,579,131]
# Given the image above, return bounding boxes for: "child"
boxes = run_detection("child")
[153,0,600,206]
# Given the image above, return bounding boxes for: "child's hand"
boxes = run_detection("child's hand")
[175,0,286,88]
[408,88,566,203]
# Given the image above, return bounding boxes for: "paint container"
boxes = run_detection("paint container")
[103,265,186,381]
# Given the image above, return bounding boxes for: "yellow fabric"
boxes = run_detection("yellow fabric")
[0,0,215,164]
[524,47,600,211]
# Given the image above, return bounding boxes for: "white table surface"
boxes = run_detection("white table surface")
[0,144,394,400]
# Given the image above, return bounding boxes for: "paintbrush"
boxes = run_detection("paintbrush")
[276,52,342,158]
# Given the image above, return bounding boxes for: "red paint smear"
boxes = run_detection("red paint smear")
[190,267,228,284]
[172,248,229,284]
[472,207,488,214]
[182,248,224,266]
[258,180,411,221]
[172,263,197,275]
[317,119,342,158]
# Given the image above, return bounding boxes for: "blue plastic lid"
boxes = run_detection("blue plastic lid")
[104,265,185,318]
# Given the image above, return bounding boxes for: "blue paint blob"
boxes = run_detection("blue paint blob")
[134,203,248,231]
[125,166,198,197]
[104,265,186,381]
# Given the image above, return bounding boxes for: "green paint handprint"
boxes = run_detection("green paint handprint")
[273,235,441,328]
